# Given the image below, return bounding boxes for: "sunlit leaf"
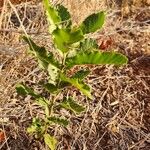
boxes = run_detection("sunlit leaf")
[52,28,84,53]
[16,83,39,98]
[60,97,85,114]
[27,125,37,134]
[67,49,77,58]
[36,98,49,107]
[36,98,50,116]
[66,51,128,68]
[60,73,92,99]
[80,11,105,34]
[47,116,69,127]
[47,64,59,85]
[43,0,61,24]
[44,134,57,150]
[27,118,45,134]
[43,0,61,32]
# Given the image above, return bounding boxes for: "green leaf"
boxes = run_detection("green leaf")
[47,64,59,85]
[66,38,98,59]
[36,98,50,116]
[27,118,45,134]
[16,84,28,96]
[23,36,60,84]
[52,28,84,53]
[71,69,90,80]
[58,81,71,89]
[44,134,57,150]
[44,83,58,93]
[79,38,99,52]
[44,82,70,93]
[56,4,72,27]
[16,83,39,98]
[43,0,61,32]
[47,116,69,127]
[66,51,128,68]
[36,98,49,107]
[23,36,60,69]
[43,0,61,24]
[60,73,92,99]
[27,125,37,134]
[16,83,50,116]
[60,97,85,114]
[67,49,77,58]
[80,11,105,34]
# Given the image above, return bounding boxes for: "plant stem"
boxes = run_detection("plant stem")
[49,93,60,116]
[48,52,67,117]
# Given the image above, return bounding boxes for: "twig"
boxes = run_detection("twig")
[0,28,47,35]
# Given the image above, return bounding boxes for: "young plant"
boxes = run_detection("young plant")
[16,0,128,149]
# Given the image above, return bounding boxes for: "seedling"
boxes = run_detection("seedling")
[16,0,128,149]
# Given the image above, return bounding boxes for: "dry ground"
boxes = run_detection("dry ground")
[0,0,150,150]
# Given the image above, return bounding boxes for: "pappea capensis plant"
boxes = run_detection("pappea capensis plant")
[16,0,128,149]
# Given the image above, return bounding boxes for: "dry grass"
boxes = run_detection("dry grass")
[0,0,150,150]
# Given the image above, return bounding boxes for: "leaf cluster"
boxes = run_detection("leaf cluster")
[16,0,128,149]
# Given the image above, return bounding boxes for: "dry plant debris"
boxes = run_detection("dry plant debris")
[0,0,150,150]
